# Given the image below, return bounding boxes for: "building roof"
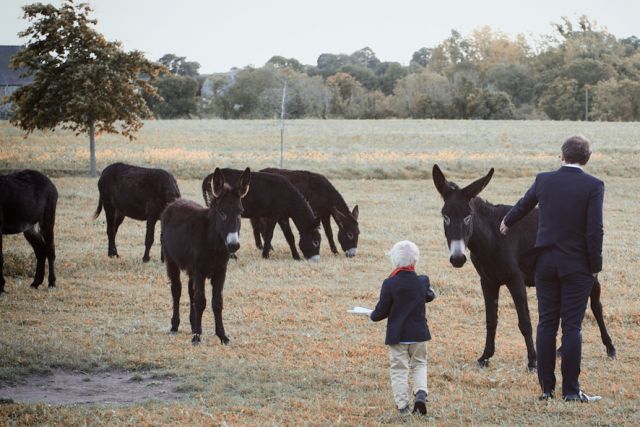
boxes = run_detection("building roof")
[0,45,33,86]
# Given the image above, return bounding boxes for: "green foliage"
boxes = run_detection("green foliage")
[158,53,200,77]
[591,79,640,121]
[538,77,584,120]
[9,0,164,139]
[145,74,199,119]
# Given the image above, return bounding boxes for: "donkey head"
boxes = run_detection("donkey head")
[298,217,322,262]
[208,167,251,254]
[432,164,494,268]
[333,205,360,257]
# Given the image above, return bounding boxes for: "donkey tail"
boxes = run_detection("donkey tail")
[93,197,103,220]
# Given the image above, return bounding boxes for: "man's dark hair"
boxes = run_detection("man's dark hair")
[562,136,592,165]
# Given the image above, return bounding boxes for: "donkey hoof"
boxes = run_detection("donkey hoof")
[220,336,230,345]
[30,282,41,289]
[191,334,201,345]
[527,366,537,373]
[607,349,617,359]
[477,358,490,368]
[48,284,56,289]
[142,256,150,263]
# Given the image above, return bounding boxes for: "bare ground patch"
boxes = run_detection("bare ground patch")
[0,370,184,406]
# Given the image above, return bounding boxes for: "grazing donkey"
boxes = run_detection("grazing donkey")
[94,163,180,262]
[432,164,615,371]
[162,167,250,345]
[202,168,321,261]
[0,170,57,293]
[252,168,360,257]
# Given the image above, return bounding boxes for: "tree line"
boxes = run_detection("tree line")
[149,17,640,121]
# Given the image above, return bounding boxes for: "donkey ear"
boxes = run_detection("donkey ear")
[312,216,322,230]
[211,168,225,198]
[461,168,494,200]
[332,206,346,226]
[351,204,359,221]
[237,167,251,198]
[432,164,453,199]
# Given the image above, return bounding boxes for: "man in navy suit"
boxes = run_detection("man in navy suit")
[500,136,604,403]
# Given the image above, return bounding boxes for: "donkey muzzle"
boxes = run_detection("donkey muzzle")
[449,239,467,268]
[345,248,357,258]
[226,232,240,253]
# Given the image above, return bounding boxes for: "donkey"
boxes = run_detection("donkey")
[202,168,321,261]
[94,162,181,262]
[432,164,615,371]
[251,168,360,257]
[162,167,250,345]
[0,170,57,293]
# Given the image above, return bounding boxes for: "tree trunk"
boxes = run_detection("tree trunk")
[89,122,96,178]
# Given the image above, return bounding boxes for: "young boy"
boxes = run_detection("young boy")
[370,240,436,415]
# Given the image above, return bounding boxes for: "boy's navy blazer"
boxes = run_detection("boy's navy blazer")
[503,166,604,276]
[370,271,435,345]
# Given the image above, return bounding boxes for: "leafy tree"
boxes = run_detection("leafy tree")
[9,0,164,177]
[466,89,515,119]
[392,71,453,118]
[538,77,584,120]
[266,56,304,73]
[338,64,378,90]
[409,47,432,70]
[158,53,200,77]
[145,74,199,118]
[591,79,640,121]
[376,62,407,96]
[326,72,366,118]
[315,53,350,78]
[485,63,536,106]
[350,47,381,69]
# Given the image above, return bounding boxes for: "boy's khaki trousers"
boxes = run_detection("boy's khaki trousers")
[388,342,428,409]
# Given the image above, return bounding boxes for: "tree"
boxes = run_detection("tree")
[145,74,199,119]
[9,1,163,177]
[266,55,304,73]
[485,63,536,106]
[409,47,432,70]
[538,77,583,120]
[158,53,200,77]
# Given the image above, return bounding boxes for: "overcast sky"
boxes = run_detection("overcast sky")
[2,0,638,74]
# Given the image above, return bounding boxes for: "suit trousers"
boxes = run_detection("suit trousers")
[535,249,595,397]
[388,342,428,409]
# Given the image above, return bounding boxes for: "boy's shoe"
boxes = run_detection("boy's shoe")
[413,390,427,415]
[398,406,412,416]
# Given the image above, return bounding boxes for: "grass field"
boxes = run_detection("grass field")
[1,119,639,425]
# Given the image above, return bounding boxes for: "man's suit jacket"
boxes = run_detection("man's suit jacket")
[503,166,604,276]
[370,271,435,345]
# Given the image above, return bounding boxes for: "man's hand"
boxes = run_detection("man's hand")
[500,219,509,235]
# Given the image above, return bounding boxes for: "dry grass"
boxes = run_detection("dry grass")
[0,119,639,425]
[1,119,639,179]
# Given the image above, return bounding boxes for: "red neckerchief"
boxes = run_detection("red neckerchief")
[389,265,415,278]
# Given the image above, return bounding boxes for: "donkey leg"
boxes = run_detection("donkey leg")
[167,260,182,333]
[191,272,207,345]
[211,266,229,345]
[261,218,278,259]
[278,219,301,260]
[590,278,616,358]
[188,276,195,332]
[41,214,56,288]
[506,280,537,371]
[24,228,46,289]
[478,279,500,368]
[142,217,157,263]
[250,218,264,250]
[0,234,5,294]
[321,216,338,254]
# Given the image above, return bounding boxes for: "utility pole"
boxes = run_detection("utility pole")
[280,81,287,168]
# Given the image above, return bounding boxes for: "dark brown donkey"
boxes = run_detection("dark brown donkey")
[251,168,360,257]
[162,167,250,345]
[0,170,57,294]
[432,164,615,371]
[202,168,321,261]
[94,163,180,262]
